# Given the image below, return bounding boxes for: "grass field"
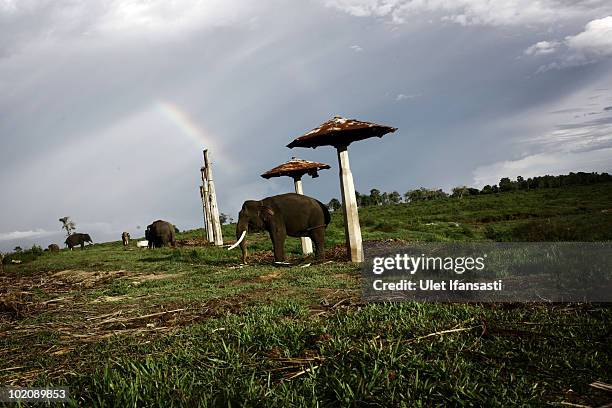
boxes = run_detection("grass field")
[1,183,611,406]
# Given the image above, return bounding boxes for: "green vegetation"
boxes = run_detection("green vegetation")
[350,171,612,206]
[1,183,611,406]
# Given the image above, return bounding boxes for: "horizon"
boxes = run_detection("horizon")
[2,169,609,253]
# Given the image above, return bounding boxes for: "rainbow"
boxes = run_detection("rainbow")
[155,100,226,162]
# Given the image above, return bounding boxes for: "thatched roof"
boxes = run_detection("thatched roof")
[261,157,330,179]
[287,116,397,149]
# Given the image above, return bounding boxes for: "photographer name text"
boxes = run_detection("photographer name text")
[372,279,503,291]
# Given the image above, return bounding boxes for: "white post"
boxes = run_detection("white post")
[204,150,224,246]
[199,185,207,238]
[200,175,214,243]
[337,146,363,263]
[293,176,314,255]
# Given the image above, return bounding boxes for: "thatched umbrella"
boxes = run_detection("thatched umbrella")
[261,157,331,254]
[287,116,397,262]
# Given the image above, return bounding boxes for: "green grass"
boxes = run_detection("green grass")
[1,183,611,406]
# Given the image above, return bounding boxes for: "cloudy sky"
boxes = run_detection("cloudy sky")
[1,0,612,251]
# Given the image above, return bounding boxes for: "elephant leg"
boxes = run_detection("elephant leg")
[270,229,286,262]
[310,228,326,261]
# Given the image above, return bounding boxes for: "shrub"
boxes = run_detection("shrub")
[372,222,398,233]
[511,219,577,241]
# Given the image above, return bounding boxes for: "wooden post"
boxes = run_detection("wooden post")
[199,185,207,239]
[199,175,214,243]
[203,150,224,246]
[337,146,363,262]
[293,176,314,255]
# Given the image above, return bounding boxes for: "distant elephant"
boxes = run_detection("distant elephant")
[65,233,93,250]
[145,220,176,248]
[48,244,60,252]
[122,232,131,246]
[230,193,330,263]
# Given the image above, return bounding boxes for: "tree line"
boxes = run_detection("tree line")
[326,171,612,209]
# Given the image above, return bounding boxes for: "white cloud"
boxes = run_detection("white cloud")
[350,44,363,52]
[396,93,421,101]
[97,0,258,35]
[565,16,612,57]
[528,16,612,71]
[0,0,260,48]
[524,41,560,56]
[322,0,612,27]
[0,229,54,242]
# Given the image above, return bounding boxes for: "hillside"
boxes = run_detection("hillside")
[1,183,611,406]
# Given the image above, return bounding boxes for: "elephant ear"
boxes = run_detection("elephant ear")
[259,205,275,222]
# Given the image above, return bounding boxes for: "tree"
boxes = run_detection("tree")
[59,217,76,237]
[370,189,382,205]
[327,198,341,212]
[516,176,528,190]
[498,177,515,192]
[452,186,470,199]
[481,185,493,194]
[389,191,402,204]
[355,192,363,207]
[381,192,389,205]
[219,213,229,225]
[14,246,22,253]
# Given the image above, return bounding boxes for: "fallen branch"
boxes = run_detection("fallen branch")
[590,381,612,393]
[406,325,481,344]
[40,297,70,305]
[0,366,25,372]
[555,403,592,408]
[285,365,320,380]
[331,298,350,309]
[98,308,186,325]
[86,311,123,321]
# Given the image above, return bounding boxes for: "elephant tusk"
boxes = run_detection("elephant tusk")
[227,231,247,250]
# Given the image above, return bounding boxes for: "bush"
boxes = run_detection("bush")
[510,219,577,241]
[372,222,398,233]
[2,245,44,265]
[362,217,376,227]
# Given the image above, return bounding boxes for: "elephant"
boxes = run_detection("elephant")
[229,193,330,264]
[145,220,176,248]
[65,233,93,250]
[48,244,60,252]
[121,232,131,246]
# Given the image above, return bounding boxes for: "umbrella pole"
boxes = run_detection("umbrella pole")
[336,146,363,262]
[293,176,314,255]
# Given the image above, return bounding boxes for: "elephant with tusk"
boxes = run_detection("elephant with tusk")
[229,193,331,264]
